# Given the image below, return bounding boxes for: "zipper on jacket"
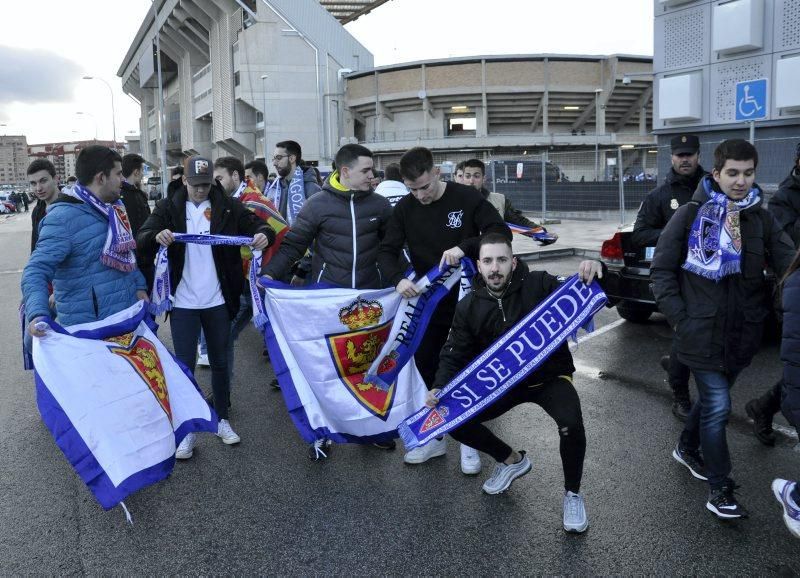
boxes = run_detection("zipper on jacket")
[317,262,327,283]
[349,196,357,288]
[496,297,506,322]
[91,287,99,318]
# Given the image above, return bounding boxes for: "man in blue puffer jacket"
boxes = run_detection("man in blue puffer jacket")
[22,145,148,334]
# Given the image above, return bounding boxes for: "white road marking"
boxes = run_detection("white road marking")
[0,269,23,275]
[569,318,626,349]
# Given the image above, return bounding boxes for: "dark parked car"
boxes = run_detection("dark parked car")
[598,224,656,322]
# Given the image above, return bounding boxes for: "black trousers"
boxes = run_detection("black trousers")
[448,376,586,493]
[415,316,453,390]
[754,379,784,416]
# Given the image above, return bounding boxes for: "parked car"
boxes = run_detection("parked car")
[599,224,781,338]
[598,224,656,322]
[0,193,17,214]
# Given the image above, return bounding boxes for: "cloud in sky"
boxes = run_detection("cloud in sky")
[0,45,81,104]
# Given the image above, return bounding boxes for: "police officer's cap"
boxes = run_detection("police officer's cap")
[670,134,700,155]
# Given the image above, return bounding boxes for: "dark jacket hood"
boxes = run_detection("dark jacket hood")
[779,167,800,192]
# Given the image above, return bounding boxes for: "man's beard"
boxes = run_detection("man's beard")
[277,165,292,178]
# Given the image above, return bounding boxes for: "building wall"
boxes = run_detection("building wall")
[118,0,373,166]
[27,141,124,182]
[344,55,655,162]
[653,0,800,132]
[0,135,29,186]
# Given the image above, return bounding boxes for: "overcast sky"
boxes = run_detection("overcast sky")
[0,0,653,145]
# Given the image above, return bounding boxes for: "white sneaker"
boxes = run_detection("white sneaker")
[175,432,196,460]
[482,451,532,494]
[772,478,800,539]
[460,444,482,475]
[217,419,241,445]
[563,491,589,533]
[404,437,447,464]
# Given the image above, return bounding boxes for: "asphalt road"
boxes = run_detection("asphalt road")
[1,209,798,574]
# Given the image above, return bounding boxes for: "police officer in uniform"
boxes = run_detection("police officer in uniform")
[632,134,706,420]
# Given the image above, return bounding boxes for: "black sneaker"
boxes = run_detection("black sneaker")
[745,399,776,447]
[372,440,396,451]
[672,443,708,481]
[659,355,670,373]
[707,484,749,519]
[270,378,281,390]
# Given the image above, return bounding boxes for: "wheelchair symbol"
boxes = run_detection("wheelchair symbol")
[738,85,763,118]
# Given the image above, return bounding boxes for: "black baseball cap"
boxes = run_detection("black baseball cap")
[184,155,213,185]
[670,134,700,155]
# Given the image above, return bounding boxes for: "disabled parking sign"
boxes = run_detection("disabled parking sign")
[735,79,768,122]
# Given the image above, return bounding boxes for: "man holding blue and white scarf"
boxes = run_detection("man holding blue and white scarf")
[652,139,795,520]
[422,233,605,533]
[22,145,148,336]
[265,140,321,285]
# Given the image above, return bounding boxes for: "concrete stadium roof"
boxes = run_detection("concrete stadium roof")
[319,0,393,23]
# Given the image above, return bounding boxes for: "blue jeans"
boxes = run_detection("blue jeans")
[226,292,253,383]
[170,305,231,420]
[680,369,740,490]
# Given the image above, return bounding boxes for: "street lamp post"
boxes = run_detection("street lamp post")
[76,112,98,141]
[82,76,117,149]
[260,74,268,159]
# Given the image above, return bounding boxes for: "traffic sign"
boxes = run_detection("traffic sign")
[735,79,768,122]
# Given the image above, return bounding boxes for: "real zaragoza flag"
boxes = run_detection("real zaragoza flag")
[261,283,429,444]
[32,301,217,510]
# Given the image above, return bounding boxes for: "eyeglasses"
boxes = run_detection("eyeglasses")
[272,154,289,162]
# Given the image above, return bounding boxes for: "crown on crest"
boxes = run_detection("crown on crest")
[338,298,383,330]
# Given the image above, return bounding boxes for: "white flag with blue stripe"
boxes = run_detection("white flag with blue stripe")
[32,301,217,510]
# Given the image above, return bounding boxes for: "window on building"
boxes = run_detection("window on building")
[234,71,240,87]
[447,116,477,136]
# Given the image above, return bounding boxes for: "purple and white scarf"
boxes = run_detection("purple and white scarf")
[71,184,137,272]
[149,234,266,326]
[683,176,760,281]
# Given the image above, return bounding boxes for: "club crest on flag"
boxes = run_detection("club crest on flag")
[106,332,172,421]
[326,298,396,420]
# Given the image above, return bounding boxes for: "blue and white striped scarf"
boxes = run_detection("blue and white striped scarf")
[149,234,266,326]
[266,165,306,225]
[70,184,137,272]
[683,177,760,282]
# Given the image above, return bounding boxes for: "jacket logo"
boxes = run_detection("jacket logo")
[446,210,463,229]
[670,198,679,210]
[326,299,395,420]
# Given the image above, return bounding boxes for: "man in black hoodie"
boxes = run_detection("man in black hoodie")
[426,232,603,533]
[377,147,511,469]
[633,134,706,421]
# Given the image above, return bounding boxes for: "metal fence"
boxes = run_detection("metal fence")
[487,135,799,224]
[487,145,657,224]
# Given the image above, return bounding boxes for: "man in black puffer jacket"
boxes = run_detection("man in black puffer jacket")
[263,143,392,289]
[427,232,606,534]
